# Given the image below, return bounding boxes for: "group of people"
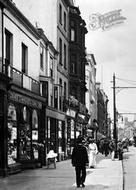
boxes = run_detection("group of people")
[71,136,127,188]
[71,136,98,188]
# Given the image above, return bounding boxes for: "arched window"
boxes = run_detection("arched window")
[32,110,39,159]
[7,104,17,165]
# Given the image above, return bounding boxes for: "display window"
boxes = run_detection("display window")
[7,104,17,165]
[19,106,31,160]
[32,109,39,159]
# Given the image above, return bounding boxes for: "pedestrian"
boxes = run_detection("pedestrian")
[71,136,89,188]
[109,139,116,161]
[117,141,123,160]
[88,138,98,168]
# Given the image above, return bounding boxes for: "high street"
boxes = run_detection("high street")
[0,152,123,190]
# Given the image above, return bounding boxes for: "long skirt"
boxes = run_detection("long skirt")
[89,151,96,168]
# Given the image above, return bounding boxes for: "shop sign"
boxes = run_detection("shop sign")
[66,108,76,118]
[9,92,42,109]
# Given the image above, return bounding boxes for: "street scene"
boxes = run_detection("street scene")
[0,144,136,190]
[0,0,136,189]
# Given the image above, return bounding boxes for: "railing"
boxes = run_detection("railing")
[11,66,42,96]
[0,61,42,96]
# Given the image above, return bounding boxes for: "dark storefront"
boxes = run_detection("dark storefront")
[0,86,46,176]
[46,108,66,162]
[7,91,46,171]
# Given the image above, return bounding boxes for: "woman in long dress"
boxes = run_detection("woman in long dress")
[88,138,98,168]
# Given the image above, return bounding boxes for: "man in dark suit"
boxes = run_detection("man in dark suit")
[71,136,89,188]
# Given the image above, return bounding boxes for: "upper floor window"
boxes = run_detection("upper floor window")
[5,29,13,65]
[22,43,28,74]
[59,4,62,24]
[59,78,62,96]
[50,56,53,78]
[71,29,75,41]
[70,54,77,74]
[64,82,66,99]
[64,44,67,69]
[59,38,62,65]
[64,12,66,31]
[40,45,44,70]
[70,21,76,42]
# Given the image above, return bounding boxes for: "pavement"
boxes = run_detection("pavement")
[0,153,123,190]
[123,146,136,190]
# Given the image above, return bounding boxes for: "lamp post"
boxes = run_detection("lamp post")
[113,74,118,158]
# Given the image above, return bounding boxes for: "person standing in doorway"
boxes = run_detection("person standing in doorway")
[71,136,89,188]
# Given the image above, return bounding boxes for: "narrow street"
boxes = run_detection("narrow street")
[123,146,136,190]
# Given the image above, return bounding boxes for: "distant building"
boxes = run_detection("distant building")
[96,83,109,138]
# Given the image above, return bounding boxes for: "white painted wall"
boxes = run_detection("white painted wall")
[4,9,40,81]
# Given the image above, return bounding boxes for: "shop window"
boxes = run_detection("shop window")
[58,121,62,153]
[8,104,17,165]
[19,106,31,160]
[32,110,39,159]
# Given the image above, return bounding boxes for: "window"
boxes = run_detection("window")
[54,86,58,109]
[71,29,76,41]
[70,54,77,74]
[64,12,66,31]
[59,78,62,110]
[40,45,44,70]
[64,82,66,99]
[22,43,28,74]
[19,106,31,160]
[64,44,66,69]
[32,110,39,159]
[5,29,13,65]
[59,38,62,65]
[70,21,76,42]
[50,56,53,78]
[50,84,53,107]
[7,104,17,165]
[42,81,48,104]
[59,4,62,24]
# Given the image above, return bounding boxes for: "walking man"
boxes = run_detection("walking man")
[71,136,89,188]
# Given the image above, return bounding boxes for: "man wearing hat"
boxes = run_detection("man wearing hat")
[71,136,89,188]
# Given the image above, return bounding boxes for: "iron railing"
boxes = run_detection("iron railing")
[0,61,42,96]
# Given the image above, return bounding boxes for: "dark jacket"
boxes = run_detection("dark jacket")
[71,144,89,167]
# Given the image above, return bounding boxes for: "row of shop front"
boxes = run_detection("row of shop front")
[0,77,89,176]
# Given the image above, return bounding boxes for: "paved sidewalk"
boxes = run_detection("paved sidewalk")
[0,154,123,190]
[83,158,123,190]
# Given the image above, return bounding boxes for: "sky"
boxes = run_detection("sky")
[76,0,136,121]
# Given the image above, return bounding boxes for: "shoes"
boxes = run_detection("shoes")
[81,183,85,188]
[77,185,80,188]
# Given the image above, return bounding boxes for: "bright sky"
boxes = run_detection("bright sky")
[76,0,136,121]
